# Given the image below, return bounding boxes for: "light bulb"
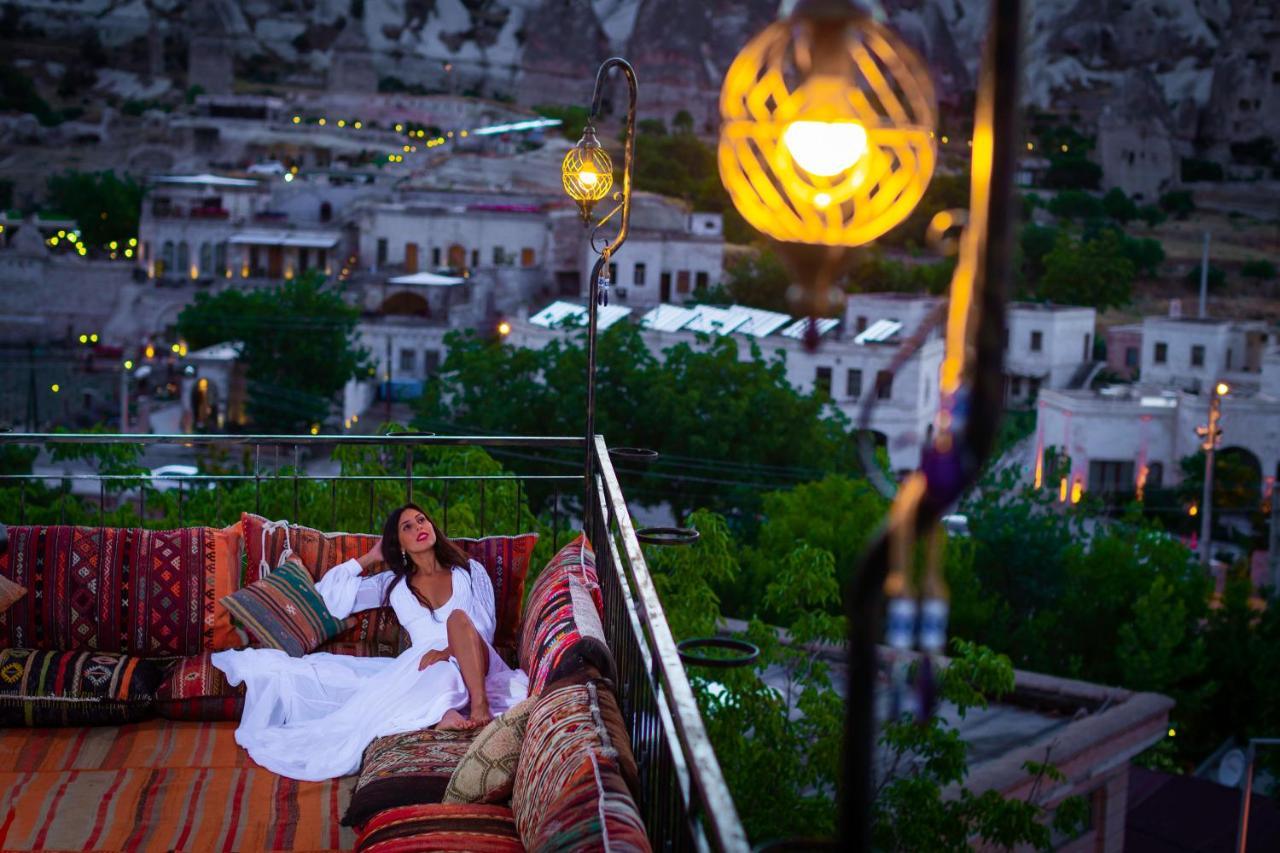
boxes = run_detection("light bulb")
[782,121,868,177]
[577,167,599,187]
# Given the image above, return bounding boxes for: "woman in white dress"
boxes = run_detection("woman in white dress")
[210,503,529,781]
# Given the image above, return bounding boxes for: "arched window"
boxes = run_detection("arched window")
[160,241,175,274]
[320,201,333,222]
[177,242,190,274]
[215,242,228,276]
[199,242,213,277]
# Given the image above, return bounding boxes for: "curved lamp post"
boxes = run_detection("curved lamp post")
[720,0,1024,846]
[718,0,937,334]
[561,58,637,512]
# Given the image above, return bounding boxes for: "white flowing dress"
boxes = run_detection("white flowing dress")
[210,558,529,781]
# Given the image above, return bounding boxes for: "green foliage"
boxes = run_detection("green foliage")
[1242,259,1277,280]
[176,272,370,433]
[1136,204,1167,227]
[1018,223,1059,287]
[1035,228,1134,309]
[1101,187,1138,223]
[873,640,1086,852]
[1047,190,1103,221]
[880,171,971,250]
[415,322,859,520]
[44,170,142,248]
[1183,262,1226,290]
[1159,190,1195,220]
[532,103,590,141]
[1117,232,1165,277]
[721,247,791,313]
[846,247,956,296]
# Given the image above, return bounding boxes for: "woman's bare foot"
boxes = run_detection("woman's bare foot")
[437,709,470,730]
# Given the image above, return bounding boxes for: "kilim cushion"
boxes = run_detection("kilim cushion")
[243,513,537,660]
[0,573,26,613]
[355,803,522,853]
[154,650,245,721]
[442,696,535,805]
[343,728,478,828]
[219,557,348,657]
[526,751,650,852]
[0,647,165,726]
[518,535,615,696]
[0,523,244,656]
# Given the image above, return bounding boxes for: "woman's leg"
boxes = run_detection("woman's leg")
[439,609,492,729]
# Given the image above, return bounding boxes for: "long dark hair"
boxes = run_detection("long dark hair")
[380,503,471,618]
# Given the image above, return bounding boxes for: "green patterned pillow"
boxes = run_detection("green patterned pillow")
[443,697,535,804]
[219,557,348,657]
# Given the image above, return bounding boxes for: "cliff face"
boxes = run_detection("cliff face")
[7,0,1275,141]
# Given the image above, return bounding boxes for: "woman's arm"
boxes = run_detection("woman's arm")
[317,541,391,618]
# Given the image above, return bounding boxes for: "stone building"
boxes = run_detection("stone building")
[1097,70,1179,202]
[186,3,237,96]
[328,17,378,95]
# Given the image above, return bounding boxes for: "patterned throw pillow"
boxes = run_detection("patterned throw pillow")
[154,650,246,721]
[242,513,537,659]
[519,534,616,696]
[512,680,648,850]
[442,697,535,804]
[0,648,165,726]
[0,574,25,614]
[219,557,348,657]
[343,728,478,828]
[355,803,522,853]
[0,523,245,656]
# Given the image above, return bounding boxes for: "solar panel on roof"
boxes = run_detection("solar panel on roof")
[640,305,699,332]
[854,319,903,344]
[780,318,840,339]
[530,301,632,331]
[684,306,750,335]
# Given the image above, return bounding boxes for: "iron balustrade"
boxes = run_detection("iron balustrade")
[0,432,749,852]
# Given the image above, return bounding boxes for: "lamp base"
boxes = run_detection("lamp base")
[773,241,854,347]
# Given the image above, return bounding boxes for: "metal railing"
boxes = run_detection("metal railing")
[0,431,748,852]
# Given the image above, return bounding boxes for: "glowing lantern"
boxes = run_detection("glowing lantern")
[719,0,936,320]
[561,124,614,223]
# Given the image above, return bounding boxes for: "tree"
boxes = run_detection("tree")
[45,170,142,248]
[1242,259,1277,280]
[1047,190,1103,221]
[1117,232,1165,278]
[176,273,370,433]
[722,246,791,312]
[1036,228,1135,309]
[1018,223,1060,288]
[1159,190,1195,220]
[1101,187,1138,223]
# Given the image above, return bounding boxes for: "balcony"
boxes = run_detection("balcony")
[0,432,747,851]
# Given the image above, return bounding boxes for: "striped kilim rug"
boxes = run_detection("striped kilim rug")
[0,720,358,852]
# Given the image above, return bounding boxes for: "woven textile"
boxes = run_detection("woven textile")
[512,680,639,840]
[0,719,357,851]
[343,728,478,828]
[526,751,650,852]
[442,697,535,804]
[0,523,243,656]
[220,557,348,657]
[355,803,522,853]
[0,573,26,613]
[243,513,536,660]
[154,651,245,721]
[0,648,164,727]
[519,535,613,695]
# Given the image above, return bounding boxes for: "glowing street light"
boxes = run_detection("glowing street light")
[718,0,937,322]
[561,124,614,223]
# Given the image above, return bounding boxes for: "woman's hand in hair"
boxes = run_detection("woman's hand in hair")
[357,540,384,572]
[418,648,451,671]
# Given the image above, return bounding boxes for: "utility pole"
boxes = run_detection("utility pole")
[384,334,392,422]
[1196,381,1228,566]
[1198,231,1211,319]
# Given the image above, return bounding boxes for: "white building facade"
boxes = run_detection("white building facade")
[1004,304,1097,404]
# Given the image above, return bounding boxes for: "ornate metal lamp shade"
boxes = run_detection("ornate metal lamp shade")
[562,124,614,223]
[718,1,937,251]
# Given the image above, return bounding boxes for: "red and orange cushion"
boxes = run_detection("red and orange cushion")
[0,523,244,656]
[154,650,245,721]
[355,803,522,852]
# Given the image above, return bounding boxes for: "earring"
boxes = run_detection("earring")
[401,549,408,566]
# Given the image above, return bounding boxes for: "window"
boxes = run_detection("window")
[1226,348,1234,369]
[876,370,893,400]
[815,366,832,396]
[633,263,646,286]
[846,368,862,399]
[676,270,691,294]
[320,201,332,222]
[1191,344,1205,367]
[1083,333,1091,360]
[520,247,536,267]
[376,238,388,265]
[423,350,441,376]
[1011,376,1023,396]
[177,242,190,273]
[1124,346,1139,367]
[695,271,709,290]
[855,315,868,334]
[399,348,416,373]
[432,247,441,266]
[1028,377,1041,398]
[608,262,618,283]
[1154,342,1167,364]
[199,242,213,277]
[492,246,504,265]
[1088,460,1136,495]
[1147,462,1164,490]
[1030,330,1043,352]
[470,249,480,268]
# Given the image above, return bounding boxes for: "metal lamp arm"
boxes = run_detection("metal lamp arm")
[586,57,637,257]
